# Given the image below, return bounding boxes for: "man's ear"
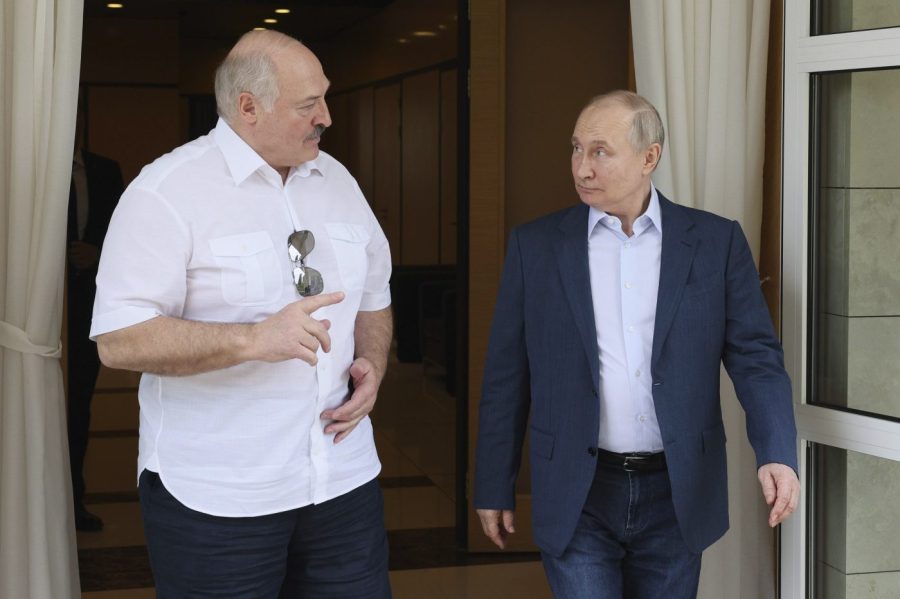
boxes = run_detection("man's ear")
[237,92,259,124]
[642,143,662,174]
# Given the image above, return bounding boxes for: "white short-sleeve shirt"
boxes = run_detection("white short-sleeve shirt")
[90,119,392,516]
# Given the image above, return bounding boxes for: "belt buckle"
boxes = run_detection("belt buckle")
[623,453,652,472]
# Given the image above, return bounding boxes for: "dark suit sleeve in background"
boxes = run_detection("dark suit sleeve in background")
[83,152,125,250]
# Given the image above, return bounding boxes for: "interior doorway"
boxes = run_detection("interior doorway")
[73,0,471,593]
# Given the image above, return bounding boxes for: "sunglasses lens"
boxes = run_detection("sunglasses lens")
[288,230,315,257]
[294,267,324,296]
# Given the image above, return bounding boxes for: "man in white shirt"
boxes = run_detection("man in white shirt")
[474,91,799,598]
[91,30,393,598]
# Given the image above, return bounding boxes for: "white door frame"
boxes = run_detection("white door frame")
[780,2,900,597]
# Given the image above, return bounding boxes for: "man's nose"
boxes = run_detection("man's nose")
[576,155,593,179]
[316,99,332,128]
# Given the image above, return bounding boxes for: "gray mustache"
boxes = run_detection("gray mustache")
[306,124,326,141]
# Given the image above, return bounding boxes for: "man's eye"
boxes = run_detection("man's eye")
[594,149,606,157]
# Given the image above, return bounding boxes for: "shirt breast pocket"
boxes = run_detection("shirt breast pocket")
[326,223,369,291]
[209,232,283,306]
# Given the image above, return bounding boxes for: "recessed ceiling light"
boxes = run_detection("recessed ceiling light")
[397,38,409,44]
[437,24,448,30]
[254,27,266,31]
[107,2,123,7]
[275,8,290,14]
[412,31,437,37]
[264,18,278,24]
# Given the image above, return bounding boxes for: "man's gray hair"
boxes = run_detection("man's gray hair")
[584,90,665,153]
[214,30,299,122]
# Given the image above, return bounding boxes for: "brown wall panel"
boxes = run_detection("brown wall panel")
[440,69,459,265]
[350,88,375,203]
[322,93,350,166]
[761,0,784,329]
[374,84,402,255]
[401,71,441,265]
[87,86,182,186]
[81,18,179,85]
[505,0,630,232]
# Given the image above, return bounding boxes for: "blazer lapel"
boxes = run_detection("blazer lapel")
[555,204,600,391]
[651,195,697,369]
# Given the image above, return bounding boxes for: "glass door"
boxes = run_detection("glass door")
[782,2,900,597]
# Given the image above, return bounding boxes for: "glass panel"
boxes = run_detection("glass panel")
[809,444,900,598]
[813,0,900,35]
[810,68,900,421]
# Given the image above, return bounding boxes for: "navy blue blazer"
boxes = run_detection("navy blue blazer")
[474,193,797,556]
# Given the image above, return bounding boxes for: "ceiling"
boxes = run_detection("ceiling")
[83,0,398,43]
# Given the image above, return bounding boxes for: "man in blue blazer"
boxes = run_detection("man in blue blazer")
[474,90,799,598]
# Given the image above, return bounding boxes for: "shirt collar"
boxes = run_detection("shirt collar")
[587,183,662,237]
[213,118,325,185]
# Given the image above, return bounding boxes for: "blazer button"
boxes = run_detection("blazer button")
[587,447,597,457]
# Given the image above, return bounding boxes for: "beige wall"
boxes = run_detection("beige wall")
[504,0,630,232]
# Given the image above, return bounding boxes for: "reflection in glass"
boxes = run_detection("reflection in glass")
[810,444,900,598]
[814,0,900,35]
[810,68,900,421]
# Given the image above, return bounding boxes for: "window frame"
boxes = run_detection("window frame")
[781,1,900,597]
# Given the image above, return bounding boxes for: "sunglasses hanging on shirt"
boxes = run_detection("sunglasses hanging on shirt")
[287,230,324,296]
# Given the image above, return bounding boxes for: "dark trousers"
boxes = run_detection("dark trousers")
[67,274,101,509]
[139,471,392,598]
[541,461,701,599]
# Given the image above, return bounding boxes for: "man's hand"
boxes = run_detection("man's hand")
[250,292,344,365]
[68,241,100,270]
[758,463,800,527]
[321,357,382,443]
[477,509,516,549]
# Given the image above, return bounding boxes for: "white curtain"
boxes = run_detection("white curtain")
[0,0,84,597]
[629,1,776,598]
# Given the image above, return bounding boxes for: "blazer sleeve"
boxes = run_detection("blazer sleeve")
[722,220,798,472]
[473,227,532,510]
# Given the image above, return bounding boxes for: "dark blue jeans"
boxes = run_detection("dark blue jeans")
[541,462,701,599]
[139,470,391,598]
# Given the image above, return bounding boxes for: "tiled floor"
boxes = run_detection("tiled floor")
[83,562,553,599]
[77,353,548,598]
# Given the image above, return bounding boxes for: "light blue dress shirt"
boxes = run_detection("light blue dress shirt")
[587,184,664,453]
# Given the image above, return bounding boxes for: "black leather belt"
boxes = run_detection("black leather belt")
[594,448,667,472]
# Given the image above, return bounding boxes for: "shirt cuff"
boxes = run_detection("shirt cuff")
[90,306,162,340]
[358,291,391,312]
